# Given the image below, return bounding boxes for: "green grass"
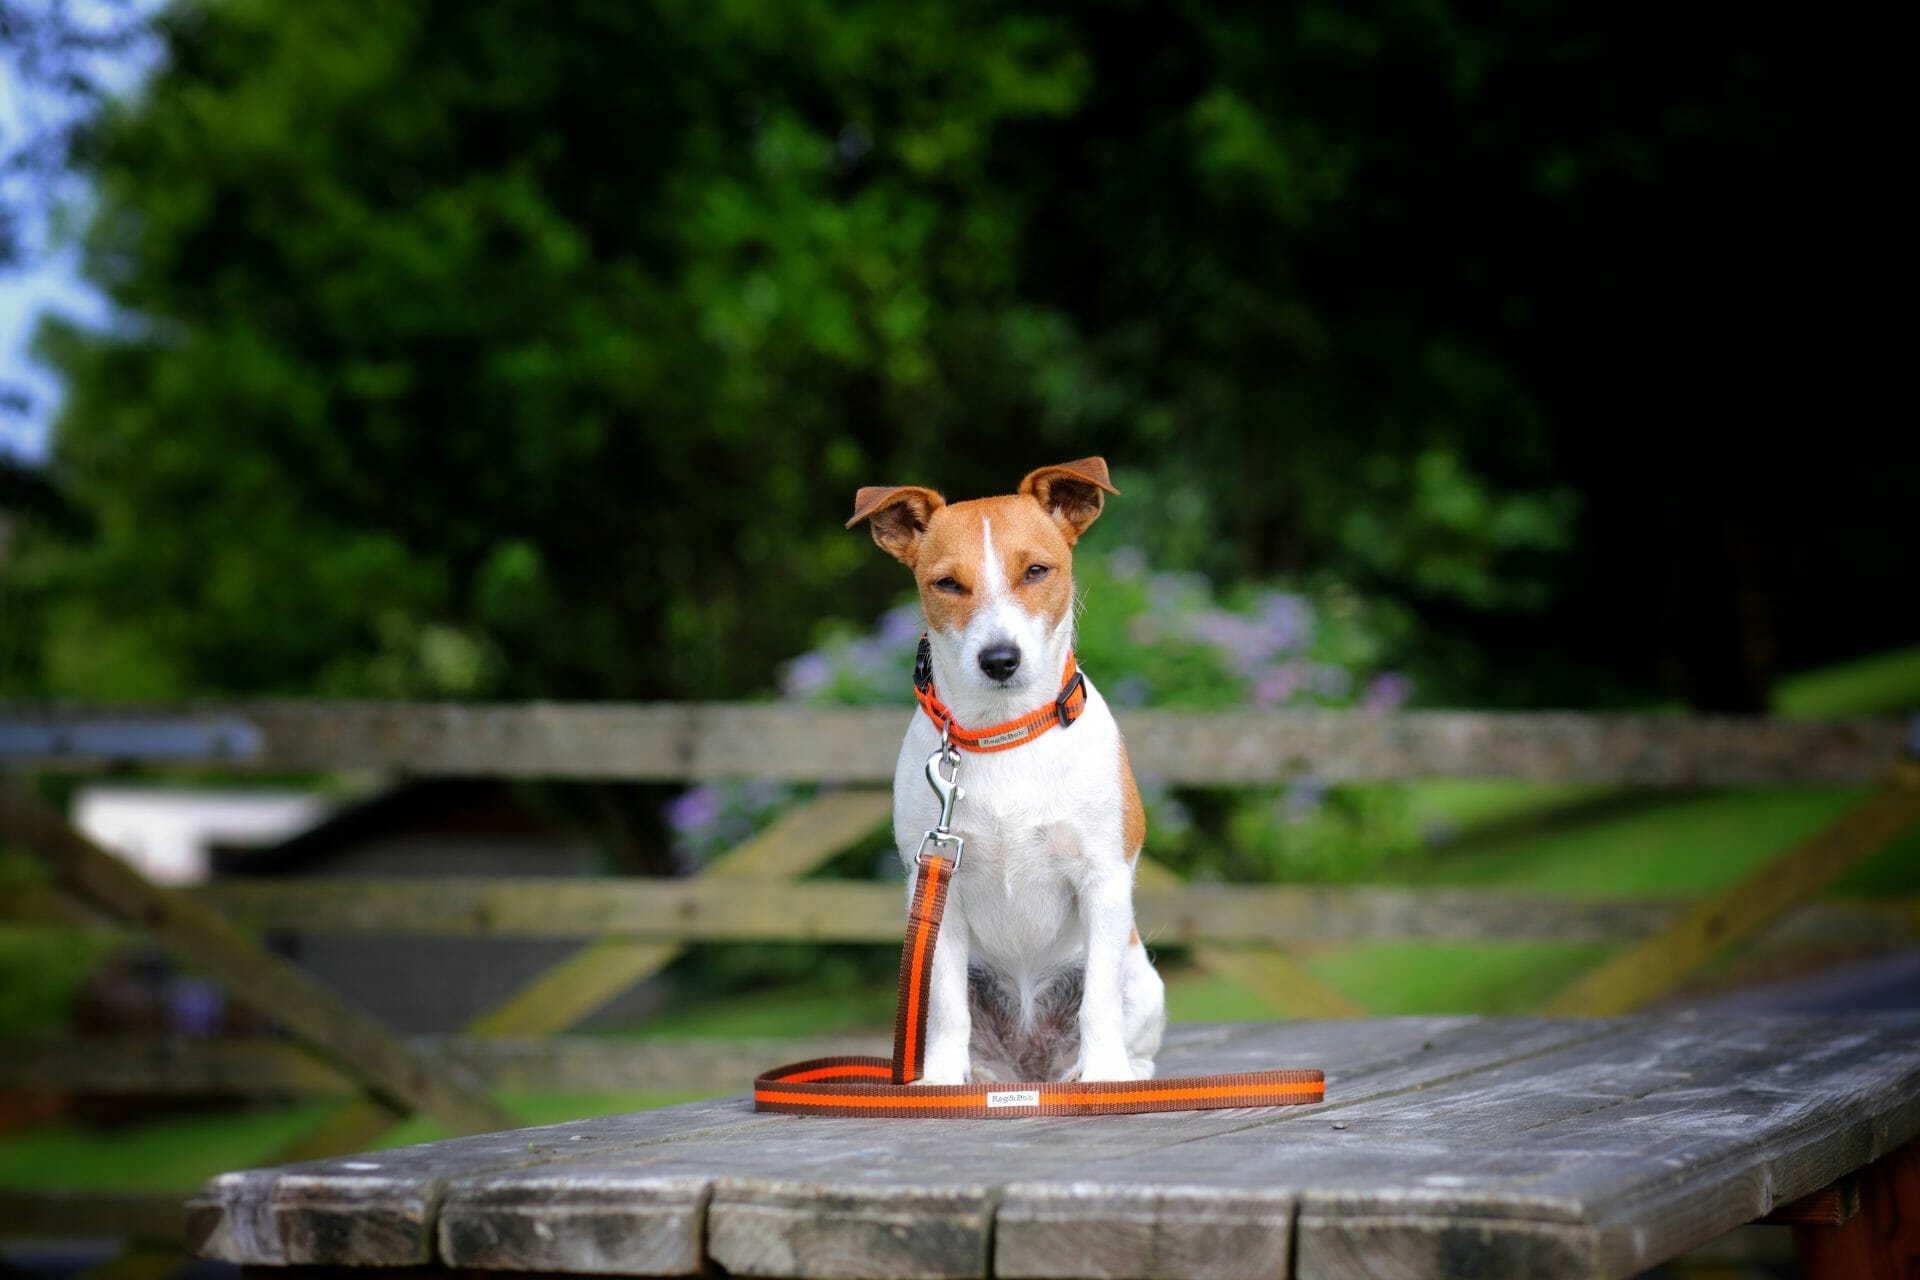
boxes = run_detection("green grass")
[1400,779,1619,840]
[1414,787,1884,893]
[1287,785,1920,1017]
[1773,644,1920,717]
[0,1102,343,1193]
[621,982,895,1039]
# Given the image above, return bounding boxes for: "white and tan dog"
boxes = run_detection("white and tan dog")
[848,457,1164,1085]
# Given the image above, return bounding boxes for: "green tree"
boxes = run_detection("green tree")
[8,0,1913,710]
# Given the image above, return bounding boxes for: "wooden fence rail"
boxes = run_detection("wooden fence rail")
[2,702,1910,784]
[7,877,1920,949]
[1,701,1916,1257]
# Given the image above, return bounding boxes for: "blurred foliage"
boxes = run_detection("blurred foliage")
[0,849,112,1038]
[0,0,1913,710]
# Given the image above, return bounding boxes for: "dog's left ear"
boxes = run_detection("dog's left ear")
[1019,457,1120,543]
[847,484,946,566]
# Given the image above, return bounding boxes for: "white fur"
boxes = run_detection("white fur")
[893,515,1165,1084]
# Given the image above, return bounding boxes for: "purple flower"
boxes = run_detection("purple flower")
[1363,672,1414,714]
[666,785,722,834]
[878,604,923,646]
[1110,675,1153,708]
[1253,663,1304,709]
[847,638,891,678]
[780,652,832,699]
[1255,591,1313,652]
[170,978,224,1037]
[1186,609,1270,677]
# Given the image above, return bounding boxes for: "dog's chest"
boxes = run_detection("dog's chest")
[952,784,1084,966]
[898,718,1124,969]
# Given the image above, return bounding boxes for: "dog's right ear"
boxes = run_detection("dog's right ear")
[847,485,946,565]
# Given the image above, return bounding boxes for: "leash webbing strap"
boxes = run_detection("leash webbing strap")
[755,854,1326,1117]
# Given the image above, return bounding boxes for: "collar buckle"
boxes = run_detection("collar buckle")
[1054,669,1086,730]
[912,636,934,694]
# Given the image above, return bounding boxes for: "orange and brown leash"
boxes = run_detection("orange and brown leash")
[755,732,1325,1118]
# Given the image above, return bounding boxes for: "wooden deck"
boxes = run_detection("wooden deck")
[190,1014,1920,1279]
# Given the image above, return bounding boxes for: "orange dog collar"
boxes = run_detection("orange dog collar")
[911,635,1089,753]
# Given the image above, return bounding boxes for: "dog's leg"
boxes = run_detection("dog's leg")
[1070,865,1138,1082]
[1122,937,1165,1080]
[909,866,974,1085]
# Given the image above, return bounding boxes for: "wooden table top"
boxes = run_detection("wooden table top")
[190,1014,1920,1280]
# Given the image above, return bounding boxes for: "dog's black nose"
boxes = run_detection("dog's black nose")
[977,644,1022,682]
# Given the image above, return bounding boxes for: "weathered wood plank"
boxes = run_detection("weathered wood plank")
[1295,1213,1598,1280]
[1276,1015,1920,1278]
[3,702,1906,784]
[435,1174,712,1275]
[1001,1015,1920,1280]
[189,1096,797,1265]
[1545,772,1920,1014]
[430,1020,1627,1277]
[706,1180,992,1280]
[219,1019,1544,1271]
[187,1017,1920,1280]
[1582,1023,1920,1276]
[0,786,513,1137]
[992,1184,1295,1280]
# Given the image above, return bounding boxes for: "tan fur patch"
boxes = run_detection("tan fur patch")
[911,495,1077,636]
[1119,738,1146,863]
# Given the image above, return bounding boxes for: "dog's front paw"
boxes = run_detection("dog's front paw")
[912,1054,971,1086]
[1066,1050,1136,1083]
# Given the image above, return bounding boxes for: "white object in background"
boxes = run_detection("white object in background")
[71,786,328,885]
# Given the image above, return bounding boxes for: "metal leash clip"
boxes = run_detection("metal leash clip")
[914,730,965,871]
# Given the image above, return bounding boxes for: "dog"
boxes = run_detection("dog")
[847,457,1164,1085]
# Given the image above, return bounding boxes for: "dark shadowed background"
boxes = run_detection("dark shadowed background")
[2,0,1912,718]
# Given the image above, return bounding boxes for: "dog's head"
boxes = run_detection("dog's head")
[847,458,1117,696]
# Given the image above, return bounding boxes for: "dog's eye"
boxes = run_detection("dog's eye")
[1024,564,1051,582]
[932,576,964,594]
